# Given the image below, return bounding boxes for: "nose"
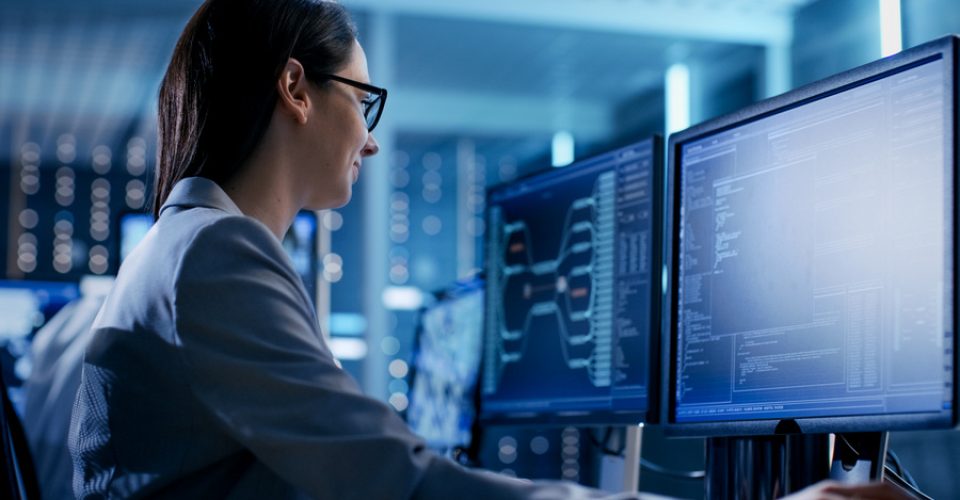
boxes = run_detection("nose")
[362,132,380,157]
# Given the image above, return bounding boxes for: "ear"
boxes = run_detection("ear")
[276,58,311,125]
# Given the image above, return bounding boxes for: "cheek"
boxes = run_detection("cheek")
[346,109,370,150]
[308,121,341,164]
[315,104,367,163]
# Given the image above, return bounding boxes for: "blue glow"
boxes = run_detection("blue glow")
[120,213,154,261]
[879,0,902,57]
[328,337,368,360]
[551,131,575,167]
[381,286,424,310]
[666,63,690,134]
[328,312,368,336]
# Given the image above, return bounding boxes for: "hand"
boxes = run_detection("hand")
[784,480,914,500]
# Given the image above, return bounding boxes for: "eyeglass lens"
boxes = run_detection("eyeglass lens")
[365,96,383,131]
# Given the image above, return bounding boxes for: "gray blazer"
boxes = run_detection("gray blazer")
[68,177,627,500]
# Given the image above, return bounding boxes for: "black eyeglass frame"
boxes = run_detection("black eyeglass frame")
[323,74,388,132]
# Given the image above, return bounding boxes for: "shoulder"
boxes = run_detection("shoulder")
[176,213,290,278]
[180,210,278,252]
[170,213,325,359]
[169,211,311,314]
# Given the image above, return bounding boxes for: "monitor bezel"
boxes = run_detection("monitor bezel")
[662,35,960,437]
[479,135,663,427]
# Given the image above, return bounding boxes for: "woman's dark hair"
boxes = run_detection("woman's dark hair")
[153,0,357,217]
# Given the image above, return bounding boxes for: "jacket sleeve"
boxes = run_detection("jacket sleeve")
[172,216,638,500]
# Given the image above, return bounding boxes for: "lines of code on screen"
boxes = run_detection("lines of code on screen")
[482,141,654,418]
[675,58,953,423]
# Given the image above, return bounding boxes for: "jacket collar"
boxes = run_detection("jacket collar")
[158,177,243,217]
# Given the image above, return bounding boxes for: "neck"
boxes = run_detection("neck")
[222,177,295,240]
[221,139,300,240]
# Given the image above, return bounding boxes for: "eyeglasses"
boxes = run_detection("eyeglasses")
[323,74,387,133]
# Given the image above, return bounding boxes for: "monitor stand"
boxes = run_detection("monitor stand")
[622,423,643,492]
[703,422,887,498]
[829,432,888,484]
[706,434,791,499]
[597,424,644,493]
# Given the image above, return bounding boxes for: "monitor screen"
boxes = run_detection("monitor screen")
[481,138,661,424]
[0,280,80,342]
[282,212,319,305]
[667,38,956,434]
[0,279,80,389]
[406,280,484,453]
[119,213,153,262]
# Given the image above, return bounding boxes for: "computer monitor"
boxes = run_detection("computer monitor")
[281,211,319,305]
[0,280,80,342]
[119,212,154,262]
[406,279,484,455]
[118,211,319,304]
[0,280,80,391]
[481,137,662,425]
[664,36,958,436]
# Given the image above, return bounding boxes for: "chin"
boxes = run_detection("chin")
[307,189,352,211]
[332,194,352,209]
[334,186,353,208]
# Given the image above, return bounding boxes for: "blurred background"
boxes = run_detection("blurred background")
[1,0,959,498]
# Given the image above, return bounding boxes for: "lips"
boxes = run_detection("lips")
[351,162,360,183]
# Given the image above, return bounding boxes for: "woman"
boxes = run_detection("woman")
[67,0,912,498]
[67,1,573,498]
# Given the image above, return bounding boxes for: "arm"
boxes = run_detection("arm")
[784,481,915,500]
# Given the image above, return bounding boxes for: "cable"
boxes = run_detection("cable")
[883,464,932,500]
[836,434,862,459]
[586,427,705,481]
[640,458,705,480]
[885,449,919,490]
[835,439,926,498]
[586,427,624,456]
[885,449,903,477]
